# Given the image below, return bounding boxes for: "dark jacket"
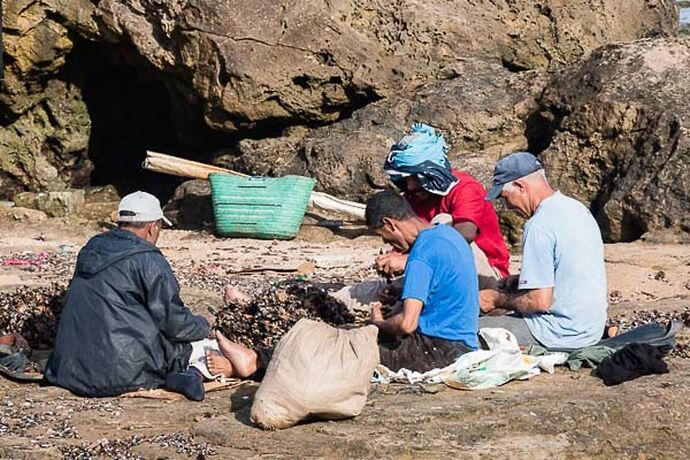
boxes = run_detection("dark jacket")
[44,228,210,397]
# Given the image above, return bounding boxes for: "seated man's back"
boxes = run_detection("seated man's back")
[403,223,479,349]
[520,192,607,348]
[45,227,209,397]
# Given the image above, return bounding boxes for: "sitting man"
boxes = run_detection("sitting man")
[207,190,480,378]
[44,191,214,400]
[379,123,509,285]
[478,152,608,349]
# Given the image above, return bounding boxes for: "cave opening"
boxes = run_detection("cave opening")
[65,38,235,203]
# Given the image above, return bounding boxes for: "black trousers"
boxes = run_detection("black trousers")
[377,331,472,373]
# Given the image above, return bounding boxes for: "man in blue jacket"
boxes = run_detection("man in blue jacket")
[44,192,211,399]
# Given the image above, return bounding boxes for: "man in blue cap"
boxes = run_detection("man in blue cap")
[478,152,608,349]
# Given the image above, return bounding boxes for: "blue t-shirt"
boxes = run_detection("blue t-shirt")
[520,192,608,349]
[401,224,479,349]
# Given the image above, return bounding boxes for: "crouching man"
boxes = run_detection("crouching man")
[44,192,212,399]
[206,190,480,379]
[478,152,608,349]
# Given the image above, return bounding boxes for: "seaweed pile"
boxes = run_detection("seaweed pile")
[0,283,67,348]
[0,251,76,281]
[613,306,690,329]
[214,282,368,349]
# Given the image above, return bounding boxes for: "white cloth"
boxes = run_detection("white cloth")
[188,339,223,380]
[373,327,568,390]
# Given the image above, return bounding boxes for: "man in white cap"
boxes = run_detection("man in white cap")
[45,191,214,399]
[478,152,608,349]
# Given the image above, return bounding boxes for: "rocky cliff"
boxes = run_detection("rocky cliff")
[535,38,690,242]
[0,0,686,241]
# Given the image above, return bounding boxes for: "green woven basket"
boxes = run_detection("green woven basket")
[208,173,315,239]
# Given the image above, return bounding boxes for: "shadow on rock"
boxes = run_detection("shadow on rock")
[230,384,258,426]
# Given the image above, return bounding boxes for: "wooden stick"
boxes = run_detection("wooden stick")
[143,151,365,219]
[143,151,246,180]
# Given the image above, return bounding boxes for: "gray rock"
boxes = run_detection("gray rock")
[534,38,690,242]
[12,192,39,210]
[84,185,121,204]
[34,190,86,217]
[163,180,214,229]
[0,207,49,223]
[232,58,547,201]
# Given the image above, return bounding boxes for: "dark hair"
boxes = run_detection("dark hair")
[365,190,416,228]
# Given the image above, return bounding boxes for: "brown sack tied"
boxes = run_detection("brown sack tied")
[250,319,380,430]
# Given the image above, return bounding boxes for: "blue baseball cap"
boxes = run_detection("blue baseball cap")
[486,152,543,200]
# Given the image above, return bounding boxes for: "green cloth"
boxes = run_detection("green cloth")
[523,344,549,356]
[566,346,614,371]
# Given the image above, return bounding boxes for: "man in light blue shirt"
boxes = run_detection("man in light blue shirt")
[479,152,608,349]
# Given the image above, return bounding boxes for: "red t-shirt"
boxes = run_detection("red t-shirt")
[405,169,510,277]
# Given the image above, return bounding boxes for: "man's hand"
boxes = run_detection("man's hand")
[375,252,407,277]
[479,289,501,314]
[370,302,384,324]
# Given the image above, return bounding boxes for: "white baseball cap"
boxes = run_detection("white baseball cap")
[117,191,172,226]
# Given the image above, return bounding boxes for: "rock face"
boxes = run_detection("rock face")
[0,0,96,197]
[163,180,214,230]
[0,0,683,245]
[231,58,547,201]
[93,0,677,133]
[534,38,690,242]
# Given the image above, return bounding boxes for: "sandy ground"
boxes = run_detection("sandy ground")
[0,217,689,459]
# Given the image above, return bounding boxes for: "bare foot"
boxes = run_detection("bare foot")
[606,325,619,338]
[223,285,252,305]
[215,330,258,378]
[205,350,233,378]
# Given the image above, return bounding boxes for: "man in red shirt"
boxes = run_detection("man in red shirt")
[378,124,509,283]
[332,123,510,312]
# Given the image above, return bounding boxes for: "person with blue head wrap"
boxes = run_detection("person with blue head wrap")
[384,123,459,196]
[371,123,510,293]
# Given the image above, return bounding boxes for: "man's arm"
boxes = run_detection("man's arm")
[145,256,211,342]
[371,298,423,337]
[480,286,553,315]
[453,222,478,243]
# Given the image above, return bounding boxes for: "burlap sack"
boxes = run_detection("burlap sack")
[250,319,380,430]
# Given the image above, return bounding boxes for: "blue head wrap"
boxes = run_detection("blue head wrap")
[384,123,458,196]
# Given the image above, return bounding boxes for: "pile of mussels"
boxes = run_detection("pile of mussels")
[214,282,368,349]
[0,283,67,348]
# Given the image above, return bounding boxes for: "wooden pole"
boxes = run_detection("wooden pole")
[143,151,246,180]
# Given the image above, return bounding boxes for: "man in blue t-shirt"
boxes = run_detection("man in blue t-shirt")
[199,190,481,379]
[367,190,479,372]
[479,152,608,349]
